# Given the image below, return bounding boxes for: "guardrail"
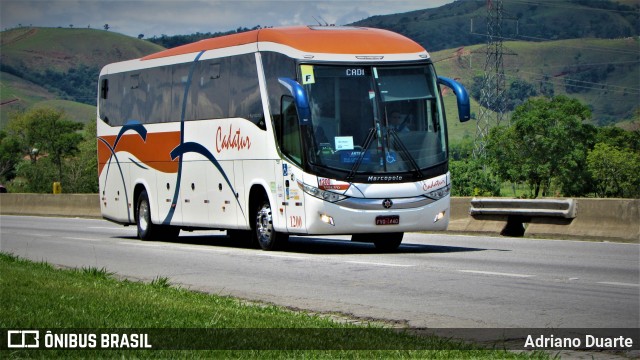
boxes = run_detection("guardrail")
[469,198,577,219]
[469,198,577,236]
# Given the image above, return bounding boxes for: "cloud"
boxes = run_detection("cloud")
[1,0,454,37]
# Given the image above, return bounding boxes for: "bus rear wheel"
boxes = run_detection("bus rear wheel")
[136,190,179,241]
[137,190,156,240]
[253,198,288,251]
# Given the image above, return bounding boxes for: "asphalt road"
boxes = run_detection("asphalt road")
[1,215,638,331]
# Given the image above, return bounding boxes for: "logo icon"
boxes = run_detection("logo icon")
[382,199,393,209]
[8,330,40,348]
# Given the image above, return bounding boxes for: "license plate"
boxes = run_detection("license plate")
[375,215,400,225]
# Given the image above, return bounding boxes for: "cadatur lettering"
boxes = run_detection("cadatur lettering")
[216,125,251,153]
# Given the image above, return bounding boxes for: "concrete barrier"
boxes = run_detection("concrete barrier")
[449,197,639,242]
[0,194,637,242]
[0,193,101,218]
[525,198,639,241]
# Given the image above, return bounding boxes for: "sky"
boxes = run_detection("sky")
[1,0,454,38]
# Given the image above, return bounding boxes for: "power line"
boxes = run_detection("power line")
[511,60,640,70]
[511,69,640,94]
[509,0,640,15]
[469,31,640,55]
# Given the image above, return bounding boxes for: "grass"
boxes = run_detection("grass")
[0,252,548,358]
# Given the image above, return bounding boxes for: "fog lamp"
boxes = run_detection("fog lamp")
[320,213,335,226]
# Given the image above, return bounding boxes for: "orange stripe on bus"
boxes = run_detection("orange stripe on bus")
[98,131,181,175]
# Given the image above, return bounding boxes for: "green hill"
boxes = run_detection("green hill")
[351,0,639,52]
[432,37,640,127]
[0,27,164,127]
[0,27,164,73]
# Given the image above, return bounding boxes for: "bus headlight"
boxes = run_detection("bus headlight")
[425,184,451,200]
[299,182,348,203]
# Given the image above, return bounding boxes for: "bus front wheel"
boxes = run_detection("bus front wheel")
[253,198,288,250]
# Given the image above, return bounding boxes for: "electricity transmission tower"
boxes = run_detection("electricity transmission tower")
[473,0,514,159]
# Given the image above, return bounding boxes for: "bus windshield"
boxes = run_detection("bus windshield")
[302,63,447,181]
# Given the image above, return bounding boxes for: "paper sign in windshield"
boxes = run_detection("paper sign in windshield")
[334,136,354,151]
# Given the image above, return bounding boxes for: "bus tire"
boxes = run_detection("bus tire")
[136,189,157,240]
[253,198,288,251]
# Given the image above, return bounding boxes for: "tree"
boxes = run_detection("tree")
[0,130,21,181]
[587,143,640,198]
[486,96,594,198]
[28,109,83,181]
[64,121,98,193]
[13,157,58,193]
[4,108,83,192]
[470,77,538,112]
[6,110,42,163]
[595,126,640,152]
[506,79,538,111]
[450,158,501,196]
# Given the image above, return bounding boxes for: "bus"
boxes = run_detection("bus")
[97,26,470,251]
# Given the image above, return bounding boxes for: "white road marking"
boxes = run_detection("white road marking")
[118,241,165,247]
[254,253,309,260]
[458,270,535,278]
[88,226,130,231]
[65,237,101,242]
[346,261,415,268]
[596,281,639,287]
[22,233,52,237]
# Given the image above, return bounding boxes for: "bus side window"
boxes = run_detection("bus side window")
[280,96,303,165]
[99,77,109,124]
[100,79,109,99]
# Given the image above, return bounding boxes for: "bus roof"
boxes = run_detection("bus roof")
[142,26,426,61]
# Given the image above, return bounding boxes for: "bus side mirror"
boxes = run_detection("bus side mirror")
[278,77,311,124]
[438,76,471,123]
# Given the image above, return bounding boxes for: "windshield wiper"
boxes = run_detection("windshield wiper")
[346,127,376,181]
[387,128,424,179]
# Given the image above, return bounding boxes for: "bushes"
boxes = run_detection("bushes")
[1,108,97,193]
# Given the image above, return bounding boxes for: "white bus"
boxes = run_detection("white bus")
[97,26,470,251]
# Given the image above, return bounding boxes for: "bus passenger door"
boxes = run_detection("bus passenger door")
[278,96,307,233]
[279,162,306,233]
